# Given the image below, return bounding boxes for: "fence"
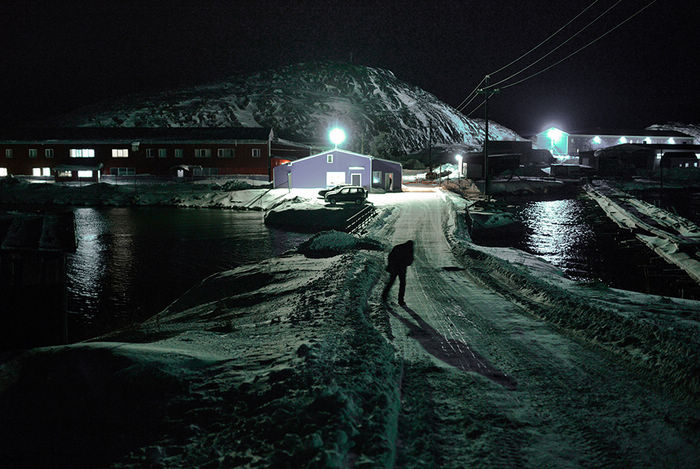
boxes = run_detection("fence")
[345,205,376,234]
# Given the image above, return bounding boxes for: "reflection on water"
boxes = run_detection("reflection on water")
[66,207,310,340]
[473,195,700,299]
[520,199,596,279]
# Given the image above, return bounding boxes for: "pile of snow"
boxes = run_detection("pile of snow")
[297,230,384,258]
[586,182,700,284]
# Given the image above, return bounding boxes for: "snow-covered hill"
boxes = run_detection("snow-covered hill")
[57,62,522,158]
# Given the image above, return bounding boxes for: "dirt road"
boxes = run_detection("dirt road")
[376,190,700,467]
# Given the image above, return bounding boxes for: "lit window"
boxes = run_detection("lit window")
[146,149,154,158]
[5,149,13,158]
[70,148,95,158]
[32,168,41,176]
[42,167,51,177]
[0,168,7,177]
[618,137,627,144]
[77,170,93,178]
[592,136,602,145]
[327,154,333,163]
[644,138,652,144]
[667,137,676,144]
[112,148,129,158]
[373,171,381,184]
[57,171,71,178]
[29,148,38,158]
[45,148,54,158]
[195,148,212,158]
[174,148,183,158]
[158,148,167,158]
[252,148,261,158]
[218,148,235,158]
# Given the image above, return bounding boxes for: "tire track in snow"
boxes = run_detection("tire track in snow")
[382,190,700,467]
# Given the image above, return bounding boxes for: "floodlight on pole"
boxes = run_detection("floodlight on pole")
[329,127,346,148]
[455,154,463,177]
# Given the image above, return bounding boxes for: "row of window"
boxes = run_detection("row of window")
[4,147,262,159]
[0,166,229,177]
[5,149,55,158]
[588,136,680,145]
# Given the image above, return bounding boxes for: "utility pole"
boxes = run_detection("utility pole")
[477,75,499,196]
[428,119,433,173]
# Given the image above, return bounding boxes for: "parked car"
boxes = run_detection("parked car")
[318,184,351,198]
[324,186,368,205]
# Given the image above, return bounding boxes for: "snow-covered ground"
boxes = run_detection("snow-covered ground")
[586,181,700,283]
[1,184,700,467]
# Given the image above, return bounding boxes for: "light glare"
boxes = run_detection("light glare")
[329,128,346,146]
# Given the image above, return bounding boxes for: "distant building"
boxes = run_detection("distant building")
[272,149,402,191]
[462,140,551,179]
[532,127,694,157]
[580,142,700,177]
[0,127,281,181]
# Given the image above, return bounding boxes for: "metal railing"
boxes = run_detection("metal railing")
[345,204,376,234]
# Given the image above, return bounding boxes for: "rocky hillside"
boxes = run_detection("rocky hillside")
[58,62,522,159]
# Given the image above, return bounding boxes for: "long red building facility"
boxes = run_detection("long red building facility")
[0,127,303,181]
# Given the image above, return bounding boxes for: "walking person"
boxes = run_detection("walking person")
[381,240,414,306]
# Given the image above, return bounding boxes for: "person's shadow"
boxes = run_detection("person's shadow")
[390,304,517,390]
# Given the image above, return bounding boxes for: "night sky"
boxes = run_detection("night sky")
[1,0,697,134]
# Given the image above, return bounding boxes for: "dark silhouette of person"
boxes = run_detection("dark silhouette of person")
[381,240,414,305]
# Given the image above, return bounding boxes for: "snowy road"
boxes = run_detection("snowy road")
[376,190,700,467]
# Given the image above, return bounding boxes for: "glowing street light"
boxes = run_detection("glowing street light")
[547,127,563,141]
[455,154,463,177]
[329,127,346,148]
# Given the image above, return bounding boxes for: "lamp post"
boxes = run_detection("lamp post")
[455,154,463,178]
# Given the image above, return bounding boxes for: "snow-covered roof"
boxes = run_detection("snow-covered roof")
[285,148,401,167]
[0,127,274,144]
[566,129,693,138]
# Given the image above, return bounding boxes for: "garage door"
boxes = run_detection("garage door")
[326,172,346,187]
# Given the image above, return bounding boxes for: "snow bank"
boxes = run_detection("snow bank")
[586,182,700,284]
[0,207,403,467]
[441,189,700,402]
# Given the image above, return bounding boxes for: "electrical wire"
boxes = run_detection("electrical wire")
[454,0,600,112]
[454,76,486,112]
[489,0,601,77]
[484,0,624,90]
[499,0,657,90]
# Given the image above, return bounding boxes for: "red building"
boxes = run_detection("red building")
[0,127,277,181]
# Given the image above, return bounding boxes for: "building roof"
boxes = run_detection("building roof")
[596,143,700,153]
[567,128,692,138]
[284,148,402,167]
[0,127,273,144]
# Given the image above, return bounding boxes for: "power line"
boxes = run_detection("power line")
[465,0,657,116]
[484,0,624,91]
[489,0,601,77]
[454,75,486,112]
[454,0,600,112]
[499,0,657,91]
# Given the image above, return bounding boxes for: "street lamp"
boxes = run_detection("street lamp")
[455,154,463,178]
[329,127,346,149]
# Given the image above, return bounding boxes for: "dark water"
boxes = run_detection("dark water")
[472,195,700,300]
[66,207,310,340]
